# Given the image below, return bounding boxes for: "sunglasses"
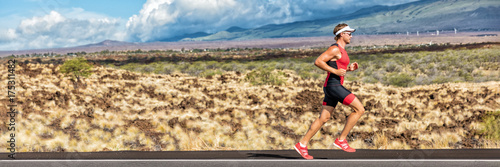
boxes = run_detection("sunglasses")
[343,32,352,36]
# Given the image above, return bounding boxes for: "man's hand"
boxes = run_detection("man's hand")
[348,62,359,71]
[335,69,347,76]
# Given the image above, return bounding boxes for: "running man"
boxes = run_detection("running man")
[294,23,365,159]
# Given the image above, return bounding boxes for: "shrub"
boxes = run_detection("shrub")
[60,57,92,82]
[219,62,233,71]
[386,73,415,87]
[480,111,500,140]
[143,66,155,73]
[298,71,323,80]
[385,61,399,72]
[200,69,223,77]
[431,76,451,84]
[161,64,177,74]
[243,69,286,86]
[120,63,140,71]
[362,76,378,84]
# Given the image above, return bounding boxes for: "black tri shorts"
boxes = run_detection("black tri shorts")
[322,85,356,107]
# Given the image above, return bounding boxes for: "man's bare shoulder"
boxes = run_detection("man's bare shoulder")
[325,45,341,58]
[328,45,340,53]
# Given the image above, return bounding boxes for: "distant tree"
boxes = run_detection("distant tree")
[100,49,110,55]
[60,57,93,88]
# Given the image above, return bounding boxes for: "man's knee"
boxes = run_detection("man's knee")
[349,97,364,115]
[318,113,331,123]
[356,107,365,115]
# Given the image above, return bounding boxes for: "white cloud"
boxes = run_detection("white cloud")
[127,0,320,42]
[126,0,417,42]
[0,9,123,50]
[0,29,17,42]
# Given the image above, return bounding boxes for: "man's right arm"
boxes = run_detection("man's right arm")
[314,47,346,76]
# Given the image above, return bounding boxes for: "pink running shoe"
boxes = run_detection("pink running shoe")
[294,143,314,159]
[333,138,356,152]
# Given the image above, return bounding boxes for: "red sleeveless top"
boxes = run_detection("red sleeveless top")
[324,43,349,87]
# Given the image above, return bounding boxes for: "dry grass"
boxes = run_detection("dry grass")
[0,62,498,152]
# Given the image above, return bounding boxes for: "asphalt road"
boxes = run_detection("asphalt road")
[1,149,499,167]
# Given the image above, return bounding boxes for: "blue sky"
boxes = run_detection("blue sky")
[0,0,145,19]
[0,0,417,51]
[0,0,144,29]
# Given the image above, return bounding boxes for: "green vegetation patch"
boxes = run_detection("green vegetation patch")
[243,68,287,86]
[110,46,500,87]
[480,111,500,140]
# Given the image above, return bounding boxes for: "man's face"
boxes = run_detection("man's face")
[342,32,352,44]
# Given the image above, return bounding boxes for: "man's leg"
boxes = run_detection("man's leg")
[295,105,335,159]
[300,105,335,145]
[338,97,365,140]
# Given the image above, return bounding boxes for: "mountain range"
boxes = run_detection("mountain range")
[166,0,500,41]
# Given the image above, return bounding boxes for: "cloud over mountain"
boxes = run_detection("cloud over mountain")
[0,9,123,50]
[125,0,418,42]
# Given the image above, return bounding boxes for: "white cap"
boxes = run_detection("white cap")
[335,26,356,36]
